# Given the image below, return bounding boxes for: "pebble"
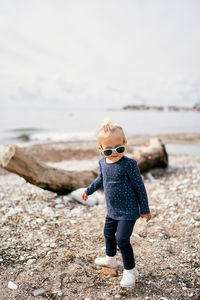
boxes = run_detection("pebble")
[69,207,85,217]
[36,218,45,224]
[115,295,122,299]
[55,204,65,209]
[42,207,55,217]
[2,242,10,250]
[50,201,56,207]
[70,219,76,224]
[63,195,72,203]
[75,258,86,266]
[49,242,57,248]
[33,288,46,296]
[102,267,117,277]
[5,207,23,217]
[26,258,36,265]
[8,281,18,290]
[54,197,63,204]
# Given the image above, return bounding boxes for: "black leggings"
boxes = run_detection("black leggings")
[104,216,136,270]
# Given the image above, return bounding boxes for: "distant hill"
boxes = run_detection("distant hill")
[123,103,200,112]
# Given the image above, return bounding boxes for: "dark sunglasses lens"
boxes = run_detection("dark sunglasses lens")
[103,149,112,156]
[116,146,125,153]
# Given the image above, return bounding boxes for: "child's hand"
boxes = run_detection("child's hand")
[82,191,88,201]
[141,213,151,222]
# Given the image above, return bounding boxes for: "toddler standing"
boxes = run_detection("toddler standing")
[82,120,151,288]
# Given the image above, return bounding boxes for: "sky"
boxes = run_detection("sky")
[0,0,200,110]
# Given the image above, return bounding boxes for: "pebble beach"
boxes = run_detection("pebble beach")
[0,134,200,299]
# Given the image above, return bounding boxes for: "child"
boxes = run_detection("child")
[82,120,151,288]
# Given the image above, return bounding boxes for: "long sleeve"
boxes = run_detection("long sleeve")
[85,162,103,195]
[127,159,150,215]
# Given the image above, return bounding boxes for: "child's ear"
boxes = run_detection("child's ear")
[124,138,127,145]
[98,146,102,150]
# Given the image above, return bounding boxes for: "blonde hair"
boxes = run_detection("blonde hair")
[97,119,127,144]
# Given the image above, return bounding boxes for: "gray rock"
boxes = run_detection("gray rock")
[58,291,64,297]
[75,258,86,266]
[33,288,46,296]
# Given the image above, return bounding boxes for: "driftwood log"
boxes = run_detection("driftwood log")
[0,138,168,194]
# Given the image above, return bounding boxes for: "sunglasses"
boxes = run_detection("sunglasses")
[101,145,126,157]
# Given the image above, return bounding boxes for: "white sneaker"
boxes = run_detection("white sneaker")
[120,267,139,288]
[95,255,118,268]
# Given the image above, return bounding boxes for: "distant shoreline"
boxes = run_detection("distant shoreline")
[25,132,200,163]
[123,103,200,112]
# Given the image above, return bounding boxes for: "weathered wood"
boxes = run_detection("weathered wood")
[130,137,168,173]
[0,138,168,194]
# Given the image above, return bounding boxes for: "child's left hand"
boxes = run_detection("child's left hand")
[141,213,151,222]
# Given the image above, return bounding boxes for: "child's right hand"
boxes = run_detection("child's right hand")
[82,191,88,201]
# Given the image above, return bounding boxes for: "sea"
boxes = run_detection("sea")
[0,107,200,155]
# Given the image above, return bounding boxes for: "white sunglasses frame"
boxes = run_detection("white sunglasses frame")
[101,145,126,157]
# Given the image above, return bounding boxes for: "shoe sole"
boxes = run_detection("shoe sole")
[95,262,118,268]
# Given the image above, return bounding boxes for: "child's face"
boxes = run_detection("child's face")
[100,132,126,163]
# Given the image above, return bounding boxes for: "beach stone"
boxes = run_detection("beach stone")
[65,251,72,260]
[55,204,65,209]
[8,281,18,290]
[69,206,85,217]
[102,267,117,277]
[49,243,57,248]
[63,195,72,204]
[26,258,36,265]
[75,258,86,266]
[54,197,63,204]
[5,207,23,217]
[36,218,45,224]
[42,207,55,217]
[33,288,46,297]
[2,242,10,250]
[70,188,98,206]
